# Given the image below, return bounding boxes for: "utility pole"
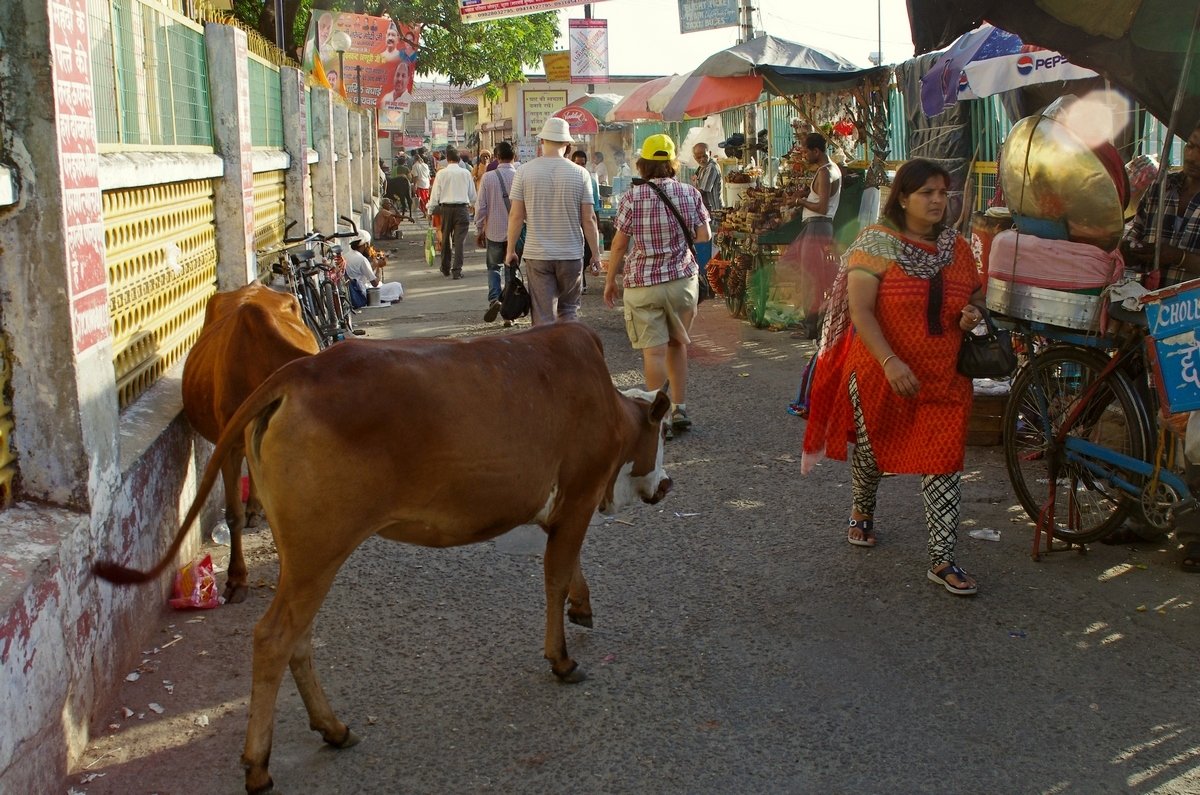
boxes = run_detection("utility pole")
[739,0,755,171]
[584,4,595,95]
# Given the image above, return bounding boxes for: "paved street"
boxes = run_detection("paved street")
[70,216,1200,794]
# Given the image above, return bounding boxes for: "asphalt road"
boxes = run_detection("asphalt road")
[71,219,1200,795]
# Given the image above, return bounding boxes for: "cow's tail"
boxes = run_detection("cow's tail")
[92,379,288,586]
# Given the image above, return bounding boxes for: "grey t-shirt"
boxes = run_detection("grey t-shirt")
[510,156,594,260]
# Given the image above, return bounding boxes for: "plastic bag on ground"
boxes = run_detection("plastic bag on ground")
[169,554,223,609]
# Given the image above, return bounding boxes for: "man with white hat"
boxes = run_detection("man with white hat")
[505,117,601,324]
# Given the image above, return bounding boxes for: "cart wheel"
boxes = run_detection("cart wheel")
[1003,345,1153,544]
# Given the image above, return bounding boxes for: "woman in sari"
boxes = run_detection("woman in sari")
[802,159,985,596]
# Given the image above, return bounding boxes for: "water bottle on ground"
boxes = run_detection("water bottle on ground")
[211,522,231,546]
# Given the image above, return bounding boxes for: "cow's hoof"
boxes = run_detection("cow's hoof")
[223,582,250,604]
[245,774,276,795]
[323,726,360,749]
[567,611,593,628]
[552,662,586,684]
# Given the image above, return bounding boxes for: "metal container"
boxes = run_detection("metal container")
[367,286,381,307]
[986,277,1102,331]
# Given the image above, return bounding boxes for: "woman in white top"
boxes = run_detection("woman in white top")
[780,131,842,338]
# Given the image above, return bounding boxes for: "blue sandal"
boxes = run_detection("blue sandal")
[847,517,876,547]
[928,564,978,596]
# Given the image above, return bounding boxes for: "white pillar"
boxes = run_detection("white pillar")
[333,102,351,231]
[205,24,257,287]
[281,67,312,234]
[348,109,363,219]
[310,87,336,233]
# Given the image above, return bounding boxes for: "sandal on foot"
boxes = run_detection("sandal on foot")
[928,564,978,596]
[847,517,876,548]
[1181,541,1200,573]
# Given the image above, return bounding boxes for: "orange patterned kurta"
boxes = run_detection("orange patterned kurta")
[836,235,978,473]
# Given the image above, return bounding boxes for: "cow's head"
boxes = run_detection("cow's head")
[599,387,673,513]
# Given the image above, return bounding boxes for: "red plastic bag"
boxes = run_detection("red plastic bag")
[169,554,222,609]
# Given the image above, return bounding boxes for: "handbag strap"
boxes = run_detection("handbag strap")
[640,179,697,258]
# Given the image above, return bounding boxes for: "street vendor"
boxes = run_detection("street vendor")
[691,143,723,213]
[1121,121,1200,289]
[779,132,842,338]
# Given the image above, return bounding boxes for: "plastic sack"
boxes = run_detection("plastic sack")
[169,554,222,610]
[424,228,436,267]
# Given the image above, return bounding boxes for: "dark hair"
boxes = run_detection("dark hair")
[636,158,676,179]
[572,151,588,166]
[495,141,514,161]
[445,147,459,162]
[881,158,952,230]
[804,132,827,152]
[594,152,605,162]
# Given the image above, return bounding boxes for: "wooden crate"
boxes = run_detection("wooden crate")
[967,394,1008,446]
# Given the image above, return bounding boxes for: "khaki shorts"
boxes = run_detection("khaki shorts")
[622,276,698,349]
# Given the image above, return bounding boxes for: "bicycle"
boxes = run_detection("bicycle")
[999,284,1200,558]
[262,219,363,349]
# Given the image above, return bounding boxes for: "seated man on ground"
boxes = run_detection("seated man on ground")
[374,198,404,239]
[346,232,403,304]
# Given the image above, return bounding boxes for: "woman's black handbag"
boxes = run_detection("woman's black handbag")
[957,314,1017,378]
[499,264,531,321]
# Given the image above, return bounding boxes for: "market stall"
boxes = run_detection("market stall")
[693,43,890,328]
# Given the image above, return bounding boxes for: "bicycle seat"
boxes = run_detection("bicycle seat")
[290,250,316,265]
[1108,302,1148,329]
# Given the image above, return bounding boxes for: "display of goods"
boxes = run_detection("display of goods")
[706,258,731,295]
[717,185,807,236]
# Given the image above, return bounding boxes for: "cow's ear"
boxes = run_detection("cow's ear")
[649,390,671,423]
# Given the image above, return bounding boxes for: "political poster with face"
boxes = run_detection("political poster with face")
[301,11,420,120]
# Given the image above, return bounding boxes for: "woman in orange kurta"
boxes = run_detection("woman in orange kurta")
[802,159,984,596]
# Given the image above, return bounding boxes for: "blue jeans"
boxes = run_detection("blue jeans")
[486,239,507,303]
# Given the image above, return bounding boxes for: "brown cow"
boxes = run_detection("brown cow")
[95,322,672,795]
[181,282,319,603]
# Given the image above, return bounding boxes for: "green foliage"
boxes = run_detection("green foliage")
[233,0,558,89]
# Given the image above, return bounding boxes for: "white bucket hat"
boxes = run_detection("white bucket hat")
[538,117,574,144]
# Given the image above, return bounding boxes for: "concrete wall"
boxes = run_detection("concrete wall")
[0,6,376,792]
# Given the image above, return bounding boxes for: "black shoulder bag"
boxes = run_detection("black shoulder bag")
[639,179,712,303]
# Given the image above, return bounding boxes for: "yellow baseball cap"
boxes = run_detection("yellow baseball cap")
[640,134,677,161]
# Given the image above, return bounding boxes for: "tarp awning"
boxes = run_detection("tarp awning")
[907,0,1200,125]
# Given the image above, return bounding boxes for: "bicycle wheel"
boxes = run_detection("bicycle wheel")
[1003,346,1152,543]
[301,279,333,348]
[320,281,342,341]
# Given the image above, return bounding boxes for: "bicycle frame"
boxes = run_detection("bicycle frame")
[1022,324,1193,558]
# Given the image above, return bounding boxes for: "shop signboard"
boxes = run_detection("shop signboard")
[677,0,738,34]
[302,12,421,115]
[431,119,449,147]
[543,51,571,83]
[552,105,599,136]
[523,89,568,138]
[569,18,609,84]
[461,0,610,24]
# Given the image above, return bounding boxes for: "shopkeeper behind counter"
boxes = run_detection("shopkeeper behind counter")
[780,132,842,338]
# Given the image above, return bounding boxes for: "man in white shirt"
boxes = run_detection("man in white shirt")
[410,155,431,217]
[505,117,600,325]
[427,146,477,279]
[592,152,610,186]
[345,232,403,304]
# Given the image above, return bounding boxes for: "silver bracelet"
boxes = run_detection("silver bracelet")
[881,354,898,369]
